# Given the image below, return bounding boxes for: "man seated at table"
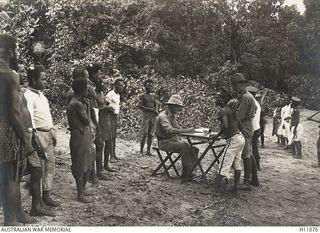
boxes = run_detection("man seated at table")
[155,94,198,181]
[212,88,245,194]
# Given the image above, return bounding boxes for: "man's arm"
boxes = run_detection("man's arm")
[75,102,90,126]
[8,77,26,144]
[159,115,194,134]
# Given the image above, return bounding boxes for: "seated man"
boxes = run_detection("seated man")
[155,94,198,181]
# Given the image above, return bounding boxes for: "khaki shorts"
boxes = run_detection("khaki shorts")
[219,133,245,177]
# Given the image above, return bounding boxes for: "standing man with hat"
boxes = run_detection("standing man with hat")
[231,73,259,190]
[247,86,262,171]
[155,94,198,181]
[289,97,302,158]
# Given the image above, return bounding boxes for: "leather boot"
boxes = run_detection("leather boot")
[296,141,302,159]
[213,174,225,192]
[42,191,61,207]
[250,156,259,186]
[240,158,252,191]
[233,170,241,195]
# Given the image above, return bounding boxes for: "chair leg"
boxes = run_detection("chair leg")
[152,149,171,177]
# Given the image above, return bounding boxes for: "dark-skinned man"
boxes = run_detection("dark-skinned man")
[138,79,158,156]
[212,88,245,195]
[24,65,61,207]
[155,94,198,181]
[67,78,95,203]
[19,82,56,217]
[0,34,28,225]
[104,79,124,164]
[231,73,259,190]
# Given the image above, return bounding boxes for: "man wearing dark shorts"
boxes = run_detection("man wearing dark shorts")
[138,79,158,156]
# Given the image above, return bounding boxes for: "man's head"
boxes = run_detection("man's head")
[27,65,46,90]
[72,78,88,97]
[291,97,301,109]
[216,88,233,108]
[114,79,124,94]
[0,34,18,70]
[95,78,106,93]
[166,94,184,114]
[72,66,89,80]
[86,63,101,83]
[246,86,259,97]
[231,73,249,94]
[144,79,154,93]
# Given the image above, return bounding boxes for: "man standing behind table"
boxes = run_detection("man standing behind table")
[105,79,124,163]
[231,73,259,190]
[246,86,261,172]
[155,94,198,181]
[138,79,158,156]
[24,65,61,207]
[212,88,245,195]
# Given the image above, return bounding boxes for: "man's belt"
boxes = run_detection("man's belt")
[36,127,52,132]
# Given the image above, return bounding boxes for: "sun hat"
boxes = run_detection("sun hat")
[166,94,185,107]
[291,96,301,102]
[246,86,259,93]
[231,73,249,84]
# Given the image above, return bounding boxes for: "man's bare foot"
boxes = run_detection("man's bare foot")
[77,195,91,203]
[17,210,37,224]
[30,207,56,217]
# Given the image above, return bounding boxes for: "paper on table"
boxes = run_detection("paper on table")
[195,128,210,133]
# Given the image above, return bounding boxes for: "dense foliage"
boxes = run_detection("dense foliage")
[0,0,319,138]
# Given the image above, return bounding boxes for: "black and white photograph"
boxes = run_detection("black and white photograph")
[0,0,319,229]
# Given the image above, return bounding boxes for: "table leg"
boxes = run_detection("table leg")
[186,137,211,184]
[206,144,226,174]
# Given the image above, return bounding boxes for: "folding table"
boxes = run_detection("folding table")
[180,132,227,184]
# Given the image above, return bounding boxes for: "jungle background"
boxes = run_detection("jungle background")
[1,0,320,137]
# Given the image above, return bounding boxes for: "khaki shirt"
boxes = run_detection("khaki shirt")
[237,90,256,138]
[155,108,178,141]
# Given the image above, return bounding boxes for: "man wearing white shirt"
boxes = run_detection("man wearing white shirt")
[280,99,292,147]
[24,65,61,207]
[104,79,124,163]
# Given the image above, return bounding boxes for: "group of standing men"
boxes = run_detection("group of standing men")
[0,34,60,226]
[66,65,125,203]
[272,96,303,158]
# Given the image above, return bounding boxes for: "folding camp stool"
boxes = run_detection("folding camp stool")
[151,147,182,178]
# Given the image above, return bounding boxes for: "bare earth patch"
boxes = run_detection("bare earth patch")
[2,109,320,226]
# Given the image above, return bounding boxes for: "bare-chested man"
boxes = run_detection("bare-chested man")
[138,79,158,156]
[67,78,94,203]
[0,34,27,225]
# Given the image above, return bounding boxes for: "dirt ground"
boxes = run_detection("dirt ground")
[2,109,320,226]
